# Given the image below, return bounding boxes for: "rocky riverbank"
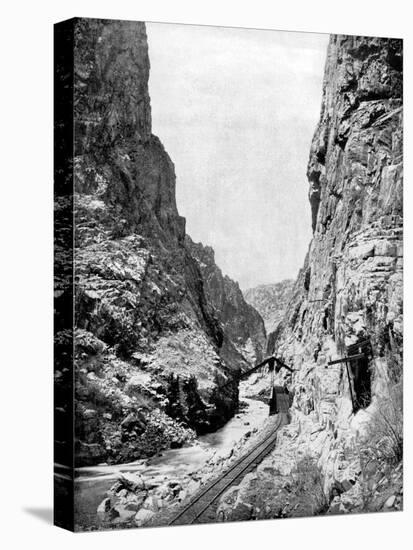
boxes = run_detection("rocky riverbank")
[75,395,271,530]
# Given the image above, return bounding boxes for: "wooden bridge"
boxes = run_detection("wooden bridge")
[169,403,290,526]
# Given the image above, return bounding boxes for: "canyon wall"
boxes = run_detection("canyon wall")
[273,34,403,412]
[187,237,267,367]
[218,34,403,520]
[55,19,265,466]
[244,280,294,335]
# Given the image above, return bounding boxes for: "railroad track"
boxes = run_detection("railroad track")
[169,412,288,526]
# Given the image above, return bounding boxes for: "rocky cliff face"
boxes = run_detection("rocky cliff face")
[187,237,266,368]
[219,34,403,519]
[244,280,294,335]
[55,19,266,466]
[273,34,403,397]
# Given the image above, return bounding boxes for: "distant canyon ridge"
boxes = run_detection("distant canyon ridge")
[244,280,294,335]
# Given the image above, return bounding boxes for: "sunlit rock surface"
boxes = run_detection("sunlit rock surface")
[244,279,294,333]
[187,236,267,368]
[244,280,294,335]
[219,34,403,518]
[55,19,266,466]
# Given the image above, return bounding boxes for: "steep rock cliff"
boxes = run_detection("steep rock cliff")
[244,280,294,335]
[273,34,403,401]
[186,237,267,368]
[219,34,403,519]
[55,19,266,466]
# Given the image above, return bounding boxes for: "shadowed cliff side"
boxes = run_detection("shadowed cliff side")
[54,19,266,466]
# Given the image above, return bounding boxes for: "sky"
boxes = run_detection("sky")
[147,23,329,290]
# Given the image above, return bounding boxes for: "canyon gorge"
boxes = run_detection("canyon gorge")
[54,19,403,530]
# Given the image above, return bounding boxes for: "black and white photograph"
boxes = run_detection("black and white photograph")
[54,17,403,531]
[2,2,410,548]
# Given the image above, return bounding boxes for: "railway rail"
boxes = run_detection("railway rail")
[169,411,289,526]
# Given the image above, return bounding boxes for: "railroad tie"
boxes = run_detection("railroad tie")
[169,414,286,526]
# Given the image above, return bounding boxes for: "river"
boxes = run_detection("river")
[74,383,269,529]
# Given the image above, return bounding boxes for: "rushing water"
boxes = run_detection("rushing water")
[74,383,269,529]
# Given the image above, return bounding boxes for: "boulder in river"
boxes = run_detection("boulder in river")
[134,508,155,527]
[117,472,146,492]
[144,495,159,512]
[97,497,119,522]
[97,497,111,517]
[113,505,136,523]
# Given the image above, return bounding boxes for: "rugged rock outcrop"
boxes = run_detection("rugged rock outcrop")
[274,33,403,403]
[219,34,403,518]
[54,19,266,466]
[244,280,294,335]
[187,237,266,368]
